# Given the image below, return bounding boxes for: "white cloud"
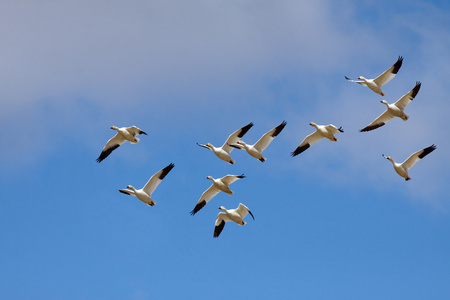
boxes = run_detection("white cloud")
[0,1,449,205]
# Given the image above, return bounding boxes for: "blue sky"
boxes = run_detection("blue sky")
[1,1,449,299]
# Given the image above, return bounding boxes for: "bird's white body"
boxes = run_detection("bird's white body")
[190,174,246,215]
[358,76,386,96]
[125,186,155,206]
[96,125,147,162]
[232,121,286,162]
[206,144,235,164]
[383,100,408,120]
[238,142,265,161]
[214,203,255,238]
[360,82,421,132]
[220,206,247,225]
[119,163,174,206]
[291,122,343,157]
[313,123,340,142]
[345,56,403,96]
[114,126,140,143]
[197,122,253,164]
[383,145,436,181]
[209,176,234,195]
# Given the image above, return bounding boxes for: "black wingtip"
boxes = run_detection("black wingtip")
[360,122,385,132]
[237,174,246,179]
[392,56,403,74]
[237,122,254,138]
[213,220,225,238]
[248,209,255,220]
[418,144,436,159]
[159,163,175,179]
[190,200,207,216]
[272,121,287,137]
[410,81,422,99]
[338,126,344,133]
[291,143,310,157]
[140,131,148,135]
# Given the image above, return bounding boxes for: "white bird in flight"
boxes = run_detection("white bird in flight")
[361,82,421,132]
[345,56,403,96]
[96,125,147,163]
[382,145,436,181]
[197,122,253,164]
[119,163,175,206]
[230,121,287,162]
[291,122,343,157]
[214,203,254,238]
[190,174,246,215]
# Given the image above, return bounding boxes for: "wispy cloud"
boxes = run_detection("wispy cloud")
[1,1,449,205]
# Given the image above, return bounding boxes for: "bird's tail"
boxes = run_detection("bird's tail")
[130,137,140,144]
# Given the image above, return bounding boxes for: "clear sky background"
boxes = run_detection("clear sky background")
[1,1,449,299]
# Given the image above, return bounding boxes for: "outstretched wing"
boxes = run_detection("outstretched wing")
[402,144,436,171]
[394,81,421,110]
[291,131,323,156]
[222,122,254,153]
[213,213,231,238]
[118,189,135,196]
[325,124,344,134]
[96,133,126,163]
[190,185,221,215]
[235,203,254,220]
[126,126,147,136]
[360,110,394,132]
[373,56,403,87]
[142,163,175,195]
[345,76,367,86]
[254,121,287,152]
[220,174,245,185]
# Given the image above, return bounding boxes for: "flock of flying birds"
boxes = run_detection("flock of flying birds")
[96,56,437,238]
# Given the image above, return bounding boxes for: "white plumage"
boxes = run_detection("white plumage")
[361,82,421,132]
[291,122,343,157]
[230,121,286,162]
[214,203,254,238]
[190,174,246,215]
[197,122,253,164]
[119,163,174,206]
[345,56,403,96]
[382,145,436,181]
[96,125,147,163]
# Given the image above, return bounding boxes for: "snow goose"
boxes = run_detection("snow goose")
[197,122,253,164]
[361,82,421,132]
[96,125,147,163]
[291,122,343,157]
[230,121,287,162]
[214,203,254,238]
[119,163,174,206]
[345,56,403,96]
[382,145,436,181]
[190,174,245,215]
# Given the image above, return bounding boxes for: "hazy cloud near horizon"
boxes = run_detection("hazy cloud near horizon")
[1,0,449,204]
